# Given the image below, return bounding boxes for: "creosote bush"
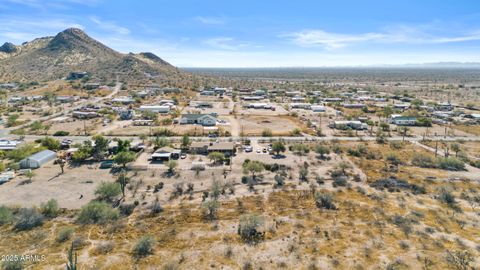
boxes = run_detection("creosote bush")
[94,182,122,202]
[14,207,44,231]
[133,235,155,258]
[76,201,119,224]
[238,214,265,244]
[0,206,13,225]
[40,199,59,218]
[314,192,337,210]
[56,227,74,243]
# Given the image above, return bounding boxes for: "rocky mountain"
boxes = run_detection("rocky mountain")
[0,28,183,83]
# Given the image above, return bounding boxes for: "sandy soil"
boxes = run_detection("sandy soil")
[0,161,116,209]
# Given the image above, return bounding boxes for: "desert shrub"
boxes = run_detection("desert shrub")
[95,182,121,202]
[94,241,114,254]
[14,208,44,231]
[202,200,219,221]
[53,131,69,136]
[274,174,285,188]
[56,227,74,243]
[261,128,273,137]
[132,236,155,257]
[238,214,265,244]
[347,144,368,157]
[150,197,163,215]
[331,144,343,154]
[314,192,337,210]
[389,141,404,150]
[76,201,119,224]
[241,176,250,184]
[0,206,13,225]
[446,250,474,270]
[412,154,436,168]
[40,199,59,218]
[332,176,348,187]
[119,203,136,216]
[436,157,465,171]
[391,215,413,235]
[72,236,87,250]
[370,177,426,194]
[316,176,325,185]
[2,260,23,270]
[438,190,457,207]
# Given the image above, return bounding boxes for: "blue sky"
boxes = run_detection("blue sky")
[1,0,480,67]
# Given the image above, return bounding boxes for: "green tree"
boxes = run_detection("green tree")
[208,152,225,164]
[315,144,330,159]
[166,160,178,174]
[92,135,110,161]
[382,106,393,119]
[243,160,264,180]
[152,136,169,148]
[114,151,136,168]
[41,137,60,151]
[115,138,131,153]
[451,143,461,158]
[271,141,286,156]
[181,134,190,149]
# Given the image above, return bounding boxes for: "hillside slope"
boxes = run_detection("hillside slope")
[0,28,183,83]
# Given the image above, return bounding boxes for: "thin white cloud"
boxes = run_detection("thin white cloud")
[284,27,480,49]
[203,37,250,50]
[90,16,130,35]
[0,16,84,43]
[194,16,225,25]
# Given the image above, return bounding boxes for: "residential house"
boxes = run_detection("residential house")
[72,111,99,119]
[151,147,181,161]
[179,114,217,126]
[112,97,135,104]
[389,115,417,126]
[311,105,326,112]
[330,121,368,130]
[189,142,236,156]
[139,105,171,113]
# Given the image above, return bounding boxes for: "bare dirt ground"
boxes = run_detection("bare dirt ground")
[238,115,302,136]
[47,118,101,135]
[0,161,115,209]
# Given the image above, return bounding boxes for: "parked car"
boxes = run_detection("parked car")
[256,149,261,153]
[244,146,253,152]
[180,153,187,159]
[99,160,114,169]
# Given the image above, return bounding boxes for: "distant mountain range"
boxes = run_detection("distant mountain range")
[0,28,183,83]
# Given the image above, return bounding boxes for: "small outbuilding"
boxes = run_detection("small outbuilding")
[19,150,56,169]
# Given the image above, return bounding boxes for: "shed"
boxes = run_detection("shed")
[19,150,56,169]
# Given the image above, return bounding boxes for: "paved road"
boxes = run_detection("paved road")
[8,134,480,145]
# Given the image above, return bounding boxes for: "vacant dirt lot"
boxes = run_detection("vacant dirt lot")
[0,161,116,209]
[238,115,302,136]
